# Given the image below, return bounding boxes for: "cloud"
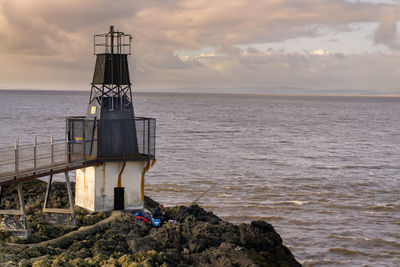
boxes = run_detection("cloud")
[374,18,400,49]
[134,47,400,93]
[0,0,400,92]
[2,0,399,53]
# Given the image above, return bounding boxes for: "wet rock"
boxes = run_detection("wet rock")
[0,229,11,240]
[166,204,221,224]
[144,196,160,213]
[129,235,158,253]
[0,180,301,266]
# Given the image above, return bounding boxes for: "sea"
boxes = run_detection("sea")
[0,90,399,266]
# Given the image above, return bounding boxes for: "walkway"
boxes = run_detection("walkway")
[0,138,96,186]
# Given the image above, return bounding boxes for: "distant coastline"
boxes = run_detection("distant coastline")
[1,88,399,98]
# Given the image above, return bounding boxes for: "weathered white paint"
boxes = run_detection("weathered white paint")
[75,161,147,212]
[75,167,95,211]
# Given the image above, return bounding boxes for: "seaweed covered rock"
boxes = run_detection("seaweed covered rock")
[0,180,301,266]
[149,205,300,266]
[0,180,112,244]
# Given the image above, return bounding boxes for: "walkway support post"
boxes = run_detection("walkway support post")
[0,182,30,238]
[42,172,76,227]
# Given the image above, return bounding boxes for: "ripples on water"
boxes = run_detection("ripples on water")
[0,90,399,266]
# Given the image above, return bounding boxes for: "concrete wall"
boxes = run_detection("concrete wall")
[75,167,95,211]
[75,161,147,212]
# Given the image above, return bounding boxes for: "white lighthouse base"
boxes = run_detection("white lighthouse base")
[75,161,148,212]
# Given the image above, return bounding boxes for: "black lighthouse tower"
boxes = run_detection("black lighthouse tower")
[86,26,139,160]
[67,26,156,212]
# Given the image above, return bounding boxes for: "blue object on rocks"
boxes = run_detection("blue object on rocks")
[152,218,161,228]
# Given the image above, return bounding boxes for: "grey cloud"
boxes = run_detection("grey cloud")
[0,0,400,92]
[1,0,400,55]
[246,47,260,54]
[136,50,400,92]
[138,53,202,70]
[374,19,400,49]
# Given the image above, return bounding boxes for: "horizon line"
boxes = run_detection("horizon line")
[0,88,399,98]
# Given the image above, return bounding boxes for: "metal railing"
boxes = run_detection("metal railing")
[0,137,94,182]
[0,117,156,183]
[67,116,156,160]
[135,117,156,159]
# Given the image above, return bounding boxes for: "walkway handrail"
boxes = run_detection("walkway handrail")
[0,137,94,182]
[0,116,156,186]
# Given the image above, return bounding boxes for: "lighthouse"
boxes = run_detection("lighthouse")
[67,26,156,212]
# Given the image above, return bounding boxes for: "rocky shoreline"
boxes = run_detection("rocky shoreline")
[0,180,301,266]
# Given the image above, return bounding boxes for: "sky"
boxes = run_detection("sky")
[0,0,400,95]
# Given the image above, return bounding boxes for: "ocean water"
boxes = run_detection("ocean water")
[0,90,399,266]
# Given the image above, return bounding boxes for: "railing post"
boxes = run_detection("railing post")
[143,119,145,154]
[34,136,37,173]
[65,139,67,165]
[147,118,150,160]
[14,137,19,178]
[153,119,156,157]
[50,135,54,170]
[82,121,86,163]
[66,139,69,166]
